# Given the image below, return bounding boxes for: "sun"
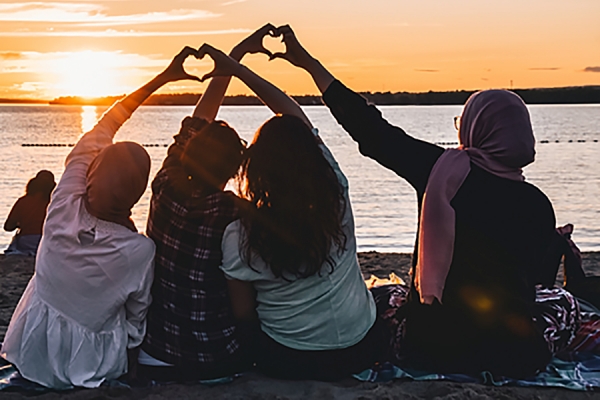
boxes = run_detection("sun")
[47,51,130,98]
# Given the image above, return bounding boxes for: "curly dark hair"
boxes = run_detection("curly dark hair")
[181,119,245,191]
[239,114,347,279]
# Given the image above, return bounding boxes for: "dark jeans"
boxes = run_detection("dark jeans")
[253,318,387,381]
[137,321,257,383]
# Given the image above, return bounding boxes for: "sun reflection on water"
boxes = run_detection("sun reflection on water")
[80,106,98,134]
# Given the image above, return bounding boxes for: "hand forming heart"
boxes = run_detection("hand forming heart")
[233,23,280,59]
[269,25,313,69]
[160,46,202,83]
[197,44,241,82]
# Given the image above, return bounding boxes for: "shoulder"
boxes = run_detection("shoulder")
[208,191,243,218]
[520,181,554,215]
[10,196,28,210]
[125,234,156,267]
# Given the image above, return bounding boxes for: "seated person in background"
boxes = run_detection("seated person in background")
[271,25,565,378]
[4,170,56,256]
[0,48,200,389]
[139,26,276,381]
[198,44,384,381]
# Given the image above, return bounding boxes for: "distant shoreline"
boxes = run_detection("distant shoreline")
[2,85,600,106]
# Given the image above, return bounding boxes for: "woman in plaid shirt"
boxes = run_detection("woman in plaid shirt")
[140,25,318,381]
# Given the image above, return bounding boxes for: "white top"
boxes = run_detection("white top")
[1,103,155,389]
[220,130,376,351]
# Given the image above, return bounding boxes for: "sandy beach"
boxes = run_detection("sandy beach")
[1,252,600,399]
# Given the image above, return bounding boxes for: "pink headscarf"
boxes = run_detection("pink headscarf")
[414,90,536,304]
[84,141,151,232]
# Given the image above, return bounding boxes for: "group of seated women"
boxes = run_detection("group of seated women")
[0,24,583,388]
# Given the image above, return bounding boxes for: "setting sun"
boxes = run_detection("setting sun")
[45,51,127,98]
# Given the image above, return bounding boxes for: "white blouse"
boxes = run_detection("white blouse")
[1,103,155,389]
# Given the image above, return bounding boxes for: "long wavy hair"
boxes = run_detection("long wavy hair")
[239,115,347,279]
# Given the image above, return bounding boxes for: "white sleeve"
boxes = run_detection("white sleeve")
[220,221,263,282]
[313,128,349,191]
[50,103,133,204]
[124,240,155,349]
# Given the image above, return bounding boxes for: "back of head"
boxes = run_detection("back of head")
[181,120,245,191]
[85,141,151,231]
[459,89,535,169]
[26,170,56,200]
[240,114,347,278]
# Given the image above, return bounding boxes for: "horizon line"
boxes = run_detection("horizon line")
[2,83,600,104]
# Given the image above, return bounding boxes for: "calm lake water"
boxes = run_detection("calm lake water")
[0,104,599,252]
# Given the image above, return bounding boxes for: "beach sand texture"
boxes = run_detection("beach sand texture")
[1,252,600,399]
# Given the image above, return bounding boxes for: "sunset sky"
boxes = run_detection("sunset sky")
[0,0,599,99]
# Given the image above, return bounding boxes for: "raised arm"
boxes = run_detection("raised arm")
[198,43,312,129]
[270,25,335,94]
[52,47,202,201]
[192,24,277,122]
[270,25,443,193]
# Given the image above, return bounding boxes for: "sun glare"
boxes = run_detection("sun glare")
[81,106,99,133]
[48,51,128,98]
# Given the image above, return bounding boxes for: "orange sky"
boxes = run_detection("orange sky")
[0,0,599,99]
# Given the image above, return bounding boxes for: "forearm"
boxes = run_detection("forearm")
[300,56,336,94]
[235,65,312,128]
[192,47,247,121]
[322,80,444,192]
[120,73,170,115]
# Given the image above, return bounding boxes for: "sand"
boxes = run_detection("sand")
[1,252,600,399]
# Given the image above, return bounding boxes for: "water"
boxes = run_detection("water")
[0,104,599,252]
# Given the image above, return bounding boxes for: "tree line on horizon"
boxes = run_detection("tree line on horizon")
[7,85,600,106]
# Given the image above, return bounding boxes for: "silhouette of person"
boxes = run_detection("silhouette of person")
[4,170,56,256]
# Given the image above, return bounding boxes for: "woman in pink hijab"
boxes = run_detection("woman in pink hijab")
[1,47,202,389]
[271,25,579,378]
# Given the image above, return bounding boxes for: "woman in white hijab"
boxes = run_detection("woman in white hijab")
[1,47,201,389]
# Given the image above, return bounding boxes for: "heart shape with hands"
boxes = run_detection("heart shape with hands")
[196,23,283,82]
[167,24,309,84]
[160,46,204,83]
[196,24,309,82]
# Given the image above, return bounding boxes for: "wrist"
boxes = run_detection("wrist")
[301,55,320,71]
[154,72,171,86]
[229,46,246,62]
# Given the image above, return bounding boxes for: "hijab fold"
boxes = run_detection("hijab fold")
[414,90,536,305]
[84,141,151,232]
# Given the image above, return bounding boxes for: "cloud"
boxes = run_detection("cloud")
[0,51,23,60]
[222,0,247,5]
[0,50,167,73]
[583,66,600,73]
[0,2,219,26]
[0,28,250,37]
[415,69,439,73]
[529,67,560,71]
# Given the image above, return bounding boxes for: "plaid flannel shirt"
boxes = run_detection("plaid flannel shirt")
[142,117,242,366]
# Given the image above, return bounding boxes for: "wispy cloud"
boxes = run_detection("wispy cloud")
[0,51,23,60]
[583,66,600,73]
[0,2,219,26]
[222,0,247,5]
[415,69,439,73]
[1,50,166,73]
[326,59,397,69]
[0,28,250,37]
[529,67,560,71]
